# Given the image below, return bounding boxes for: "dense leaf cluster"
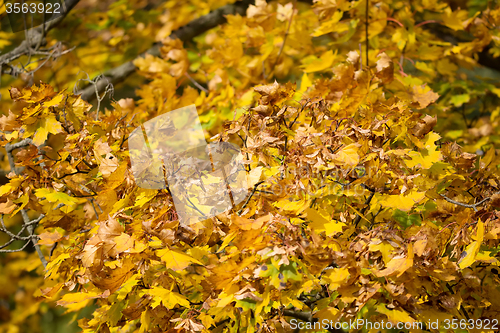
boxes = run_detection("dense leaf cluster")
[1,0,500,332]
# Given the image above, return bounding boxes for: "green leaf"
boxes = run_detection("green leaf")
[393,209,421,229]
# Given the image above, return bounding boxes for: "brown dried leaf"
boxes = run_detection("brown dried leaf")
[0,110,20,131]
[412,115,437,138]
[0,199,16,214]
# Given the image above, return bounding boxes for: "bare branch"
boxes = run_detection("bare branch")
[354,190,375,226]
[4,140,47,267]
[73,71,114,119]
[185,72,208,93]
[237,181,265,216]
[439,192,499,212]
[77,0,256,101]
[0,0,80,66]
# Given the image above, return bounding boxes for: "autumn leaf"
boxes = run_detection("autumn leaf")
[235,214,271,231]
[458,221,484,269]
[1,1,500,332]
[441,7,466,31]
[306,207,345,236]
[32,115,63,146]
[412,114,437,138]
[303,50,337,73]
[0,110,20,131]
[146,286,190,309]
[375,244,414,277]
[332,143,360,167]
[37,230,66,246]
[157,248,203,271]
[377,190,426,212]
[375,52,394,83]
[411,84,439,109]
[0,199,16,214]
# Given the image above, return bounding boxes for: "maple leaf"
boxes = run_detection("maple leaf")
[441,7,466,31]
[412,114,437,138]
[375,244,414,277]
[56,290,110,312]
[305,208,345,236]
[157,248,203,271]
[32,115,63,146]
[411,84,439,109]
[332,143,360,167]
[37,230,66,246]
[147,286,190,309]
[93,138,119,177]
[377,190,426,211]
[171,318,205,332]
[90,259,135,293]
[231,214,270,230]
[404,132,442,169]
[458,221,484,269]
[0,199,16,214]
[3,1,500,331]
[375,52,394,83]
[303,50,337,73]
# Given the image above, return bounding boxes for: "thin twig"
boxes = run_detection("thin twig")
[365,0,369,67]
[237,181,265,215]
[439,192,498,212]
[4,140,47,267]
[185,72,208,93]
[354,190,375,226]
[73,71,114,119]
[271,1,296,76]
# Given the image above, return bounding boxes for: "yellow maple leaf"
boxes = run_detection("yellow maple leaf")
[306,207,345,236]
[56,290,109,312]
[43,93,64,108]
[32,115,63,145]
[303,50,337,73]
[404,132,442,169]
[332,143,360,167]
[147,286,190,309]
[368,240,395,264]
[441,7,466,31]
[157,248,202,271]
[458,220,484,269]
[411,84,439,109]
[321,267,349,290]
[376,304,416,324]
[377,189,426,211]
[231,214,270,231]
[312,11,343,37]
[375,244,414,277]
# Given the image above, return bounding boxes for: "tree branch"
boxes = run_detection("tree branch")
[78,0,256,101]
[4,139,47,267]
[354,190,375,226]
[237,180,265,215]
[439,192,499,212]
[0,0,80,66]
